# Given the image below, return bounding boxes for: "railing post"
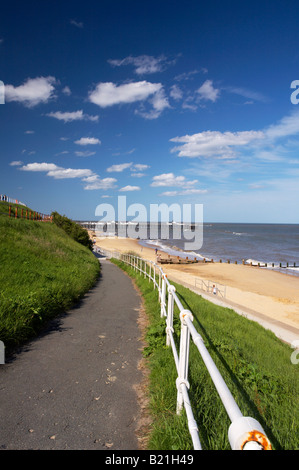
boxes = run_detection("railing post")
[166,285,175,346]
[176,309,193,414]
[158,270,161,300]
[160,274,166,317]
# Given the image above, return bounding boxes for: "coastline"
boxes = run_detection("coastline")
[92,234,299,339]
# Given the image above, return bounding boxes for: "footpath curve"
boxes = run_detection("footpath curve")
[0,256,144,450]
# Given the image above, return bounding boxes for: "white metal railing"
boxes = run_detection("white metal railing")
[98,248,272,451]
[195,278,227,298]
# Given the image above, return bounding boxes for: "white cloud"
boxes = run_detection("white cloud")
[89,80,170,119]
[106,162,150,173]
[21,162,59,172]
[108,54,175,75]
[170,130,264,158]
[264,110,299,140]
[161,189,207,196]
[83,177,117,190]
[18,161,117,191]
[170,84,183,100]
[167,78,219,112]
[75,151,96,157]
[132,163,150,171]
[88,80,162,108]
[182,97,198,112]
[74,137,101,145]
[248,183,265,189]
[70,19,83,28]
[119,185,141,192]
[107,162,133,172]
[47,110,99,123]
[170,110,299,162]
[62,86,71,96]
[24,130,35,134]
[151,172,198,188]
[10,161,23,166]
[125,148,136,155]
[20,162,95,179]
[136,88,170,119]
[47,168,95,179]
[225,86,269,103]
[197,80,220,102]
[174,69,206,81]
[5,76,56,107]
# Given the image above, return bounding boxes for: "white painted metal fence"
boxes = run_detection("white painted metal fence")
[99,248,272,451]
[195,278,226,298]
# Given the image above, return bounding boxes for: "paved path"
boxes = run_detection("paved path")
[0,257,144,450]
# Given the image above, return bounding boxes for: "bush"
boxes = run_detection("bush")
[51,211,93,250]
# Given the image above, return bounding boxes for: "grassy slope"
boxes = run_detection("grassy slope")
[0,208,100,347]
[112,258,299,450]
[0,200,35,217]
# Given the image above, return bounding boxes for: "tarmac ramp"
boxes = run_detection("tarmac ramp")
[0,258,143,450]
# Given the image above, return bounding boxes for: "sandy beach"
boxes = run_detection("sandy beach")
[92,234,299,334]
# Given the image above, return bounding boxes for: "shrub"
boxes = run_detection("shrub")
[51,211,93,250]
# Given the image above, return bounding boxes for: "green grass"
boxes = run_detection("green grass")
[0,200,35,218]
[112,258,299,450]
[0,208,100,347]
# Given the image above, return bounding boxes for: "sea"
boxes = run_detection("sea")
[140,223,299,278]
[85,221,299,277]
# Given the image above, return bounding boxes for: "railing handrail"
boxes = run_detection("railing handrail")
[195,278,227,298]
[0,204,53,222]
[98,247,272,451]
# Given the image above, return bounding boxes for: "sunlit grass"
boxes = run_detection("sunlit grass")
[112,258,299,450]
[0,214,100,347]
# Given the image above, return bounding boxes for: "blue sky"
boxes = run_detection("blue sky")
[1,0,299,222]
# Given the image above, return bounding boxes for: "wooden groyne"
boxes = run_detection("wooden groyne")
[157,254,200,265]
[156,254,299,268]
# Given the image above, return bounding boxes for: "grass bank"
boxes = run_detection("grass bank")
[112,258,299,450]
[0,200,35,218]
[0,207,100,348]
